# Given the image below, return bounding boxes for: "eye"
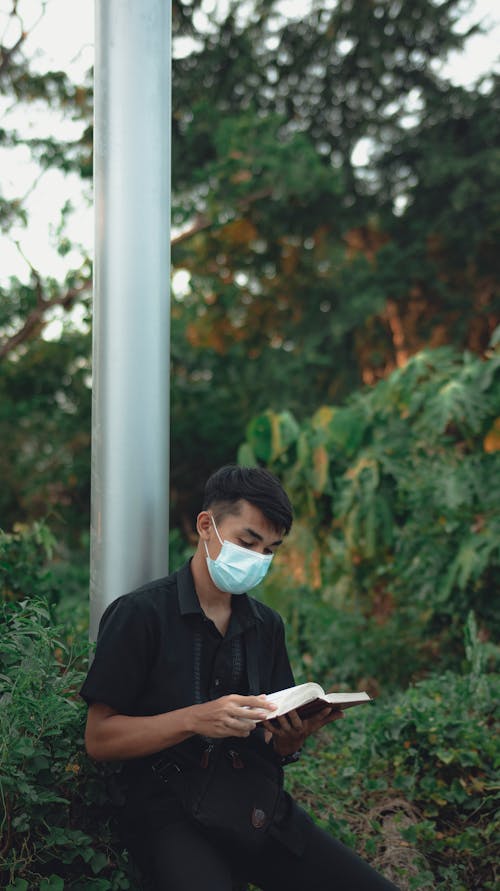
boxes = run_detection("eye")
[238,539,253,548]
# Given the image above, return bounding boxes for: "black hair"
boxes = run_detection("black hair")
[202,465,293,535]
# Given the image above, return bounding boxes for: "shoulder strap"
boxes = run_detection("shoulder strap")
[245,623,261,694]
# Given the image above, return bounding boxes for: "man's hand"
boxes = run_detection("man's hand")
[189,694,277,739]
[261,706,344,756]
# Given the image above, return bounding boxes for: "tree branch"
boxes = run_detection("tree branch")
[171,186,272,249]
[0,793,12,860]
[1,184,273,359]
[0,28,25,76]
[0,0,47,77]
[0,277,91,360]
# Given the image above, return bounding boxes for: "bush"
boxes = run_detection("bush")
[0,524,59,609]
[243,342,500,686]
[2,522,498,890]
[0,523,90,636]
[286,621,500,890]
[0,597,135,890]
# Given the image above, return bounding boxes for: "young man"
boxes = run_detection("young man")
[81,465,400,890]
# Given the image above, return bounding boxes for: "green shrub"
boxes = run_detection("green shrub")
[0,523,90,636]
[0,598,135,890]
[2,521,498,889]
[287,623,500,890]
[244,343,500,686]
[0,524,58,609]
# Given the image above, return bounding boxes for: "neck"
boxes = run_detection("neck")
[191,546,232,614]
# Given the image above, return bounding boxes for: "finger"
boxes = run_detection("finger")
[306,708,343,733]
[276,714,298,732]
[308,706,335,727]
[284,709,304,731]
[323,707,344,724]
[265,714,303,736]
[224,724,252,738]
[225,715,257,733]
[261,719,279,734]
[234,706,273,722]
[232,694,277,713]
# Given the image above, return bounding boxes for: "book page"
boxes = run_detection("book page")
[262,685,371,721]
[324,692,371,707]
[264,682,326,719]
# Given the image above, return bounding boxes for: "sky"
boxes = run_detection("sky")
[0,0,499,293]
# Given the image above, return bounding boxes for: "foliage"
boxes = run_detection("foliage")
[1,1,500,542]
[0,523,57,607]
[286,623,500,890]
[0,526,124,889]
[0,523,89,639]
[0,597,135,890]
[168,1,500,523]
[1,561,498,890]
[1,6,500,880]
[242,341,500,685]
[0,303,92,543]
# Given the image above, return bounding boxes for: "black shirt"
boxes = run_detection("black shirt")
[80,561,307,845]
[80,561,294,718]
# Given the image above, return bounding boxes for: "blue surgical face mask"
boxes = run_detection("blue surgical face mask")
[204,515,274,595]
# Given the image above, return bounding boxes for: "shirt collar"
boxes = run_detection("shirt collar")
[177,561,203,615]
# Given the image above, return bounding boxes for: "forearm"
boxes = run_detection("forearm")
[85,694,275,762]
[85,705,197,761]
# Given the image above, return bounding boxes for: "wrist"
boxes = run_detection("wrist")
[271,735,303,763]
[277,748,302,766]
[177,703,198,736]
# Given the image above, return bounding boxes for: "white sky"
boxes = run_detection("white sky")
[0,0,499,289]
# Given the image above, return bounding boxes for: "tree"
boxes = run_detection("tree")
[169,0,500,525]
[1,0,499,541]
[0,0,93,541]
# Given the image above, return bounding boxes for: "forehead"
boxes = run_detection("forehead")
[217,499,283,538]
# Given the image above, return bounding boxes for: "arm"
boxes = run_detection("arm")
[85,694,277,762]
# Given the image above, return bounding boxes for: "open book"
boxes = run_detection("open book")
[262,682,372,722]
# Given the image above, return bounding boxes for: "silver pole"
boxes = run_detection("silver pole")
[91,0,171,640]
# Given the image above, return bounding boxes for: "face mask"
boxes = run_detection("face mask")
[204,515,274,595]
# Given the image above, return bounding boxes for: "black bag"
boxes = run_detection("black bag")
[152,739,284,850]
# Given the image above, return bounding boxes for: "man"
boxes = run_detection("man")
[81,465,400,890]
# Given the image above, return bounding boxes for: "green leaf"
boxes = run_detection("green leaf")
[236,442,257,466]
[90,852,109,875]
[39,877,65,891]
[436,749,455,765]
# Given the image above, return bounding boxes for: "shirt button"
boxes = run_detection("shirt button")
[214,678,221,687]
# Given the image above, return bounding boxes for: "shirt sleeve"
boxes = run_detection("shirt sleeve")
[79,593,157,714]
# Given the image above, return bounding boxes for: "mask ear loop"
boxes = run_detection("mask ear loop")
[209,513,224,545]
[204,513,223,560]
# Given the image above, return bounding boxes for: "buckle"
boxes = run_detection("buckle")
[152,756,181,782]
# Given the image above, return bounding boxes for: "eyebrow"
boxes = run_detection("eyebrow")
[244,527,283,547]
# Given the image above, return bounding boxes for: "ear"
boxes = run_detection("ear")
[196,510,212,540]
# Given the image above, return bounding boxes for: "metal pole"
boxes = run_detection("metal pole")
[91,0,171,639]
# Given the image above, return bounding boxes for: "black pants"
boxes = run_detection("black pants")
[126,808,401,891]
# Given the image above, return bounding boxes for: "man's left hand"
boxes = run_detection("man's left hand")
[261,706,344,756]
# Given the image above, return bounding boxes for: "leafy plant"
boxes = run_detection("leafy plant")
[244,342,500,685]
[0,598,134,890]
[286,639,500,890]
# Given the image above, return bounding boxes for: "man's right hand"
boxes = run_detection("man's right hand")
[188,694,277,738]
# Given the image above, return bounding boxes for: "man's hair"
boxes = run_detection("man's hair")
[202,465,293,535]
